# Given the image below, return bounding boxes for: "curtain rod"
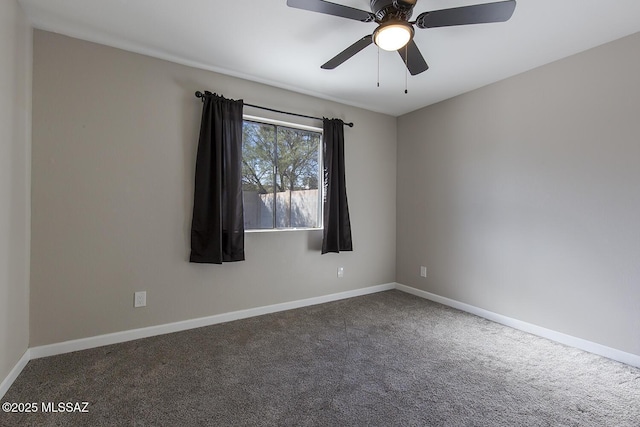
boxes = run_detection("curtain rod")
[194,91,354,128]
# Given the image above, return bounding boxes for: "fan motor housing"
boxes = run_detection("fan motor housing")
[370,0,415,22]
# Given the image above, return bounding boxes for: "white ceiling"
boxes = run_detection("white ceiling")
[18,0,640,116]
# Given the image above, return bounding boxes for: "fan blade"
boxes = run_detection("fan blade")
[415,0,516,29]
[397,40,429,75]
[287,0,374,22]
[321,35,373,69]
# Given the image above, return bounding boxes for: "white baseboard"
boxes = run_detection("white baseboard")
[29,283,396,359]
[0,349,30,400]
[395,283,640,368]
[4,280,639,400]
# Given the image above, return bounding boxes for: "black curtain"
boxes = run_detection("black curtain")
[322,118,353,254]
[190,93,245,264]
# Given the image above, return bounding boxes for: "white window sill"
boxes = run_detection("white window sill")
[245,227,323,233]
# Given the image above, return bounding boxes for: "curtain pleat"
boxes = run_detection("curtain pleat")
[322,118,353,254]
[190,94,245,264]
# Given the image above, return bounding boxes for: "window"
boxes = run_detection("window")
[242,117,322,230]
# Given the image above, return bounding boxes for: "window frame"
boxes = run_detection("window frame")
[242,114,324,233]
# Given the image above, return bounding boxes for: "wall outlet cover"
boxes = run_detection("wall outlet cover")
[420,266,427,278]
[134,291,147,308]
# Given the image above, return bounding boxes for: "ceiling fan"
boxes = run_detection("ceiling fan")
[286,0,517,75]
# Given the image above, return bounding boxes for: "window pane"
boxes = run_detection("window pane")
[276,126,321,228]
[242,121,275,229]
[242,119,322,230]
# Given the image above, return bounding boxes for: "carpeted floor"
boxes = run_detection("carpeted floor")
[1,290,639,426]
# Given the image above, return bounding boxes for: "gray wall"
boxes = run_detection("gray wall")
[30,31,397,346]
[0,0,31,381]
[397,32,640,356]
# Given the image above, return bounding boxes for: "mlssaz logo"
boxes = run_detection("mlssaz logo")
[41,402,90,413]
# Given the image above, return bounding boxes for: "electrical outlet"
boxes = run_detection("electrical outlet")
[420,266,427,278]
[337,267,344,278]
[134,291,147,308]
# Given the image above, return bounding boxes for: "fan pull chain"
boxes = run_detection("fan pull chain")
[377,46,380,88]
[405,67,408,94]
[404,45,408,94]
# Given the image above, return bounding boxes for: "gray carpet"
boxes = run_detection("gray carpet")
[1,290,639,426]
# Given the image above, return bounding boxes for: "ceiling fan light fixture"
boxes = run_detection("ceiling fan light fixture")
[373,21,414,51]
